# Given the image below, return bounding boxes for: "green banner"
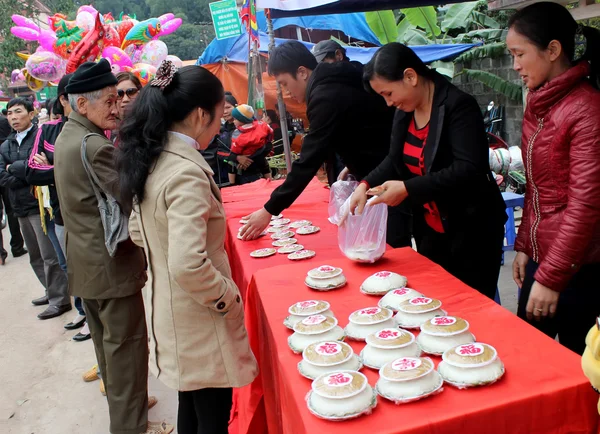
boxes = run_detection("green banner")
[209,0,242,40]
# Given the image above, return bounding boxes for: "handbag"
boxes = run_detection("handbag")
[81,133,129,257]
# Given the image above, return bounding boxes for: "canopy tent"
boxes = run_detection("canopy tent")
[258,0,465,17]
[198,31,477,65]
[255,10,381,46]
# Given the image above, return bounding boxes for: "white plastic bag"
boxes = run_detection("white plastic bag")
[508,146,524,172]
[328,179,358,225]
[338,196,387,263]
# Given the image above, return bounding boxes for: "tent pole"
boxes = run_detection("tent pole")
[266,8,292,172]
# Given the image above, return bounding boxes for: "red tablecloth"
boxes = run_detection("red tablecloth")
[243,249,599,434]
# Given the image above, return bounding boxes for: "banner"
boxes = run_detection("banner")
[256,0,337,11]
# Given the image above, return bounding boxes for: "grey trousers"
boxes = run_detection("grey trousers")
[18,214,70,307]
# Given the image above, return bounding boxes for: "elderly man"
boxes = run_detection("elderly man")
[54,60,172,434]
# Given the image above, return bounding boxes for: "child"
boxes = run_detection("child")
[229,104,274,185]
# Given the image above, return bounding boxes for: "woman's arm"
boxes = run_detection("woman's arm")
[165,164,239,312]
[535,104,600,291]
[403,94,488,204]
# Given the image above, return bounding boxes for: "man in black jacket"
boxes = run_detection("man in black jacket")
[240,41,410,247]
[0,98,70,319]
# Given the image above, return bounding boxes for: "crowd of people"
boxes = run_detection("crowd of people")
[0,2,599,432]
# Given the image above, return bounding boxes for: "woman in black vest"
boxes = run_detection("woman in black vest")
[350,43,507,300]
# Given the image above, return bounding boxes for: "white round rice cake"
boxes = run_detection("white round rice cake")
[271,214,283,220]
[250,248,276,258]
[290,220,312,229]
[297,225,320,235]
[237,231,266,240]
[270,218,291,226]
[271,231,295,240]
[278,244,304,254]
[272,238,298,247]
[288,250,316,260]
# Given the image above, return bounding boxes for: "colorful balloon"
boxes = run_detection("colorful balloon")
[26,49,66,82]
[54,23,84,59]
[158,13,175,24]
[122,18,161,50]
[11,15,40,31]
[39,29,58,51]
[11,26,40,41]
[49,14,77,33]
[103,25,121,47]
[128,63,157,87]
[102,47,133,73]
[165,55,182,68]
[110,19,135,44]
[10,69,21,84]
[140,40,168,67]
[66,14,105,74]
[77,5,98,15]
[76,11,95,32]
[124,44,144,64]
[157,18,182,37]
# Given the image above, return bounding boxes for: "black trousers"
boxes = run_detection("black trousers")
[415,215,504,300]
[518,260,600,355]
[0,187,24,253]
[386,203,413,249]
[178,388,233,434]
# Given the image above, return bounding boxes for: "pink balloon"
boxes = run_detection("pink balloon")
[158,13,175,24]
[11,15,40,31]
[11,26,40,41]
[102,46,133,73]
[78,5,98,15]
[158,18,182,37]
[39,30,57,51]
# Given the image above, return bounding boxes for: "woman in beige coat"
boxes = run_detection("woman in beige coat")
[117,62,258,434]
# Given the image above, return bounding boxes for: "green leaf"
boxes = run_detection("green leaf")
[454,42,507,63]
[401,7,441,37]
[460,69,523,101]
[471,11,501,29]
[329,35,348,47]
[397,17,413,40]
[366,11,399,45]
[402,28,431,45]
[430,60,455,78]
[465,28,506,41]
[440,2,479,32]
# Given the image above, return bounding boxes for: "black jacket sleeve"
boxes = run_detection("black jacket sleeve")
[25,125,56,186]
[0,143,27,189]
[404,94,488,205]
[363,110,406,188]
[263,100,340,216]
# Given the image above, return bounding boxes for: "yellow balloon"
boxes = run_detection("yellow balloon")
[16,52,30,61]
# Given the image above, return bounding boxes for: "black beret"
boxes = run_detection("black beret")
[57,73,74,97]
[65,59,118,94]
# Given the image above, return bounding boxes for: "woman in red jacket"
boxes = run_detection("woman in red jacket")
[507,2,600,355]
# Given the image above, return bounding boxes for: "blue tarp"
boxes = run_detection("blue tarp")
[255,11,381,46]
[197,31,476,66]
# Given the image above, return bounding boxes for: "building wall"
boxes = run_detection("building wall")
[453,52,525,147]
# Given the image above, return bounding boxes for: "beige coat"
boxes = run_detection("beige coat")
[129,134,258,391]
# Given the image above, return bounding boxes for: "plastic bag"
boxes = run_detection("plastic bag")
[338,196,387,263]
[508,146,524,172]
[328,179,358,225]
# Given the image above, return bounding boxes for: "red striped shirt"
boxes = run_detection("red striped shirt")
[403,118,445,233]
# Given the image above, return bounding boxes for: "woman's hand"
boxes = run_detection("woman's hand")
[512,252,529,287]
[526,281,559,321]
[236,155,253,170]
[239,208,272,240]
[368,181,408,207]
[349,183,368,216]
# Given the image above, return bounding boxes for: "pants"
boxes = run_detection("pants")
[386,204,413,249]
[18,214,70,307]
[54,224,85,316]
[46,220,66,272]
[415,215,504,300]
[0,187,24,253]
[178,388,233,434]
[84,292,148,434]
[518,260,600,355]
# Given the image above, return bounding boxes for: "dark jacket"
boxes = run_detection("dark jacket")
[204,121,236,186]
[0,117,11,142]
[26,117,65,225]
[515,62,600,292]
[0,125,40,217]
[264,61,394,215]
[364,71,506,233]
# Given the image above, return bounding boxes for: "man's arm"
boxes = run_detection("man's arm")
[263,101,340,216]
[0,144,27,189]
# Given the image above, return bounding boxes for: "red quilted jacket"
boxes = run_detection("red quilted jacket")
[515,62,600,291]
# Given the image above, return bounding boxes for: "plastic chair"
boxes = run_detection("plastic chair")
[496,192,525,304]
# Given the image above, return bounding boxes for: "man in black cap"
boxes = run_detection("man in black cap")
[312,40,363,70]
[54,60,172,434]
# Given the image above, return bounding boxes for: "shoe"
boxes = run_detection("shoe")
[148,395,158,410]
[12,248,28,258]
[100,378,106,396]
[1,256,5,265]
[31,295,49,306]
[37,304,72,320]
[73,331,91,342]
[83,365,99,382]
[64,314,86,330]
[143,421,174,434]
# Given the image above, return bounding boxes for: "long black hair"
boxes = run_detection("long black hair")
[363,42,435,93]
[117,65,224,206]
[509,2,600,89]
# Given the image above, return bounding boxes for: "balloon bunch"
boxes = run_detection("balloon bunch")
[10,5,183,90]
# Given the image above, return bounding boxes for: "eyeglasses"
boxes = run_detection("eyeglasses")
[117,88,139,99]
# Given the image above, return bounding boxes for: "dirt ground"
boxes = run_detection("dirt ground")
[0,225,518,434]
